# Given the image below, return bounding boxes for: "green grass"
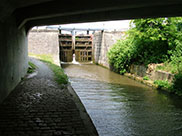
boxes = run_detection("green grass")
[156,62,178,74]
[154,80,172,90]
[143,76,150,80]
[153,63,182,96]
[27,61,37,74]
[29,54,68,85]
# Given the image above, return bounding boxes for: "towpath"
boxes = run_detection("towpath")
[0,58,97,136]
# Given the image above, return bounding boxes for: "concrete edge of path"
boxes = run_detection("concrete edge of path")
[67,84,99,136]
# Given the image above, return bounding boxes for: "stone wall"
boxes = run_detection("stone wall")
[93,31,103,64]
[28,29,60,65]
[0,16,28,103]
[93,31,174,83]
[28,30,125,67]
[93,31,125,68]
[130,64,174,82]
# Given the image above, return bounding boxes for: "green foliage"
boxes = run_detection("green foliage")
[172,73,182,96]
[107,17,182,96]
[27,62,37,74]
[170,39,182,73]
[143,76,150,80]
[129,18,169,65]
[30,54,68,85]
[107,39,133,74]
[27,67,34,74]
[155,62,178,74]
[108,17,182,74]
[156,37,182,74]
[154,80,171,89]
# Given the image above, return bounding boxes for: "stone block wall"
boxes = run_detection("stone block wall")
[93,31,125,68]
[28,29,60,65]
[150,70,174,82]
[130,65,174,82]
[28,30,125,67]
[93,32,103,63]
[130,65,147,77]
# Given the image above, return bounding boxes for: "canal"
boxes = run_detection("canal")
[62,64,182,136]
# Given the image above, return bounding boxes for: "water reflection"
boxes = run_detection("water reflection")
[63,64,182,136]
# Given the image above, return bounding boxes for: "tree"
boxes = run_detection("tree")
[107,17,182,74]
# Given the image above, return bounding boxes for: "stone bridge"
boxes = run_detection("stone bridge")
[1,0,182,103]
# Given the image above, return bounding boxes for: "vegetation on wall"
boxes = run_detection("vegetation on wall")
[143,76,150,80]
[154,80,171,90]
[107,17,182,96]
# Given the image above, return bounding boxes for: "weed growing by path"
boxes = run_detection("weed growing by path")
[27,61,37,74]
[143,76,150,80]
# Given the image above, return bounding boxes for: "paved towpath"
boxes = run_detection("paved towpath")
[0,58,97,136]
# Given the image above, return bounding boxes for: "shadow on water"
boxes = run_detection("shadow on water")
[63,64,182,136]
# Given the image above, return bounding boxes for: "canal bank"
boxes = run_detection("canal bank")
[63,64,182,136]
[96,62,180,98]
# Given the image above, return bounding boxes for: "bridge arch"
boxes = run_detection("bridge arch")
[1,0,182,102]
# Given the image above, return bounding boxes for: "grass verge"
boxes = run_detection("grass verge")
[29,54,68,85]
[27,61,37,74]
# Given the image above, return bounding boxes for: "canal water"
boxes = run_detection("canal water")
[62,64,182,136]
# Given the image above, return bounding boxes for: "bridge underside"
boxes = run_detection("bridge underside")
[1,0,182,103]
[1,0,182,31]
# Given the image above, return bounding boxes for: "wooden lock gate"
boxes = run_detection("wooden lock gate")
[59,34,93,62]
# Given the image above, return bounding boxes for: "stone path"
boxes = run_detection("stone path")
[0,58,97,136]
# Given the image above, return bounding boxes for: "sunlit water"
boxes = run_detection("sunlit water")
[62,64,182,136]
